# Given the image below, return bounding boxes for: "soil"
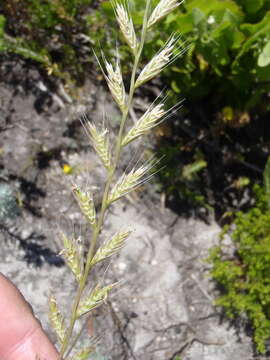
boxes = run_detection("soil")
[0,56,256,359]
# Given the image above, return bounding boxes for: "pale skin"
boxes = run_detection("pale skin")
[0,273,58,360]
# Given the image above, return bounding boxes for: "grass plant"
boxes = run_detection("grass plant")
[49,1,183,358]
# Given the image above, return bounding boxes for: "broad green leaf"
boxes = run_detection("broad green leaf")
[258,41,270,67]
[172,12,194,34]
[199,37,230,69]
[192,7,205,26]
[211,21,231,40]
[222,8,242,25]
[185,0,243,22]
[231,29,245,49]
[242,0,264,14]
[234,12,270,63]
[241,11,270,37]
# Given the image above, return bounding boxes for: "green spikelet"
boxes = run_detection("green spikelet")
[60,232,83,282]
[108,164,148,203]
[86,123,111,170]
[91,230,131,266]
[49,295,66,344]
[73,185,96,226]
[77,283,117,318]
[121,104,165,146]
[114,2,139,55]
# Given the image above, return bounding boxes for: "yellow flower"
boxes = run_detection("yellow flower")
[62,164,73,174]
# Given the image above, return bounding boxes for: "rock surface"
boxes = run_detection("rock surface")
[0,57,254,359]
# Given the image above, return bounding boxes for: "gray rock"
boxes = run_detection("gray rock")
[0,59,253,360]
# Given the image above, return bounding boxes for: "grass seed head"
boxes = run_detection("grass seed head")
[85,122,111,170]
[77,283,117,317]
[60,232,82,282]
[73,185,96,226]
[108,164,149,203]
[115,2,139,55]
[147,0,183,28]
[53,0,183,352]
[135,36,177,88]
[122,103,166,146]
[91,230,131,266]
[105,60,126,113]
[49,295,66,344]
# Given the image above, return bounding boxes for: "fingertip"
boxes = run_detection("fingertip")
[0,273,58,360]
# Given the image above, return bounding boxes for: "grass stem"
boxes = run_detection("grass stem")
[59,1,152,357]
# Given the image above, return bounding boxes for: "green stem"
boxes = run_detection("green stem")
[64,318,89,359]
[59,1,152,357]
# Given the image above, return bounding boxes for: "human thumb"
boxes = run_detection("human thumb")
[0,273,58,360]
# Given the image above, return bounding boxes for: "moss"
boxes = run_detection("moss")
[209,163,270,353]
[0,183,19,222]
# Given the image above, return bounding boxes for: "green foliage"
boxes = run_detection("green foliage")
[0,0,93,81]
[161,0,270,110]
[154,139,211,210]
[182,159,207,180]
[209,158,270,354]
[258,40,270,67]
[0,183,19,222]
[85,0,270,214]
[88,0,270,111]
[1,0,270,108]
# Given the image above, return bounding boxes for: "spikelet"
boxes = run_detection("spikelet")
[108,164,149,203]
[73,185,96,226]
[115,2,138,55]
[86,122,111,170]
[105,60,126,112]
[49,295,66,344]
[122,104,166,146]
[77,283,117,318]
[135,36,176,88]
[60,232,82,282]
[91,230,131,266]
[147,0,183,28]
[69,347,95,360]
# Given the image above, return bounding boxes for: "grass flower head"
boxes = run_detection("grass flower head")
[105,60,126,113]
[148,0,183,28]
[135,35,179,88]
[122,103,166,146]
[54,1,182,357]
[115,2,139,55]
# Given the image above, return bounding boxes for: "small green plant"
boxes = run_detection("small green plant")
[209,158,270,354]
[48,1,183,358]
